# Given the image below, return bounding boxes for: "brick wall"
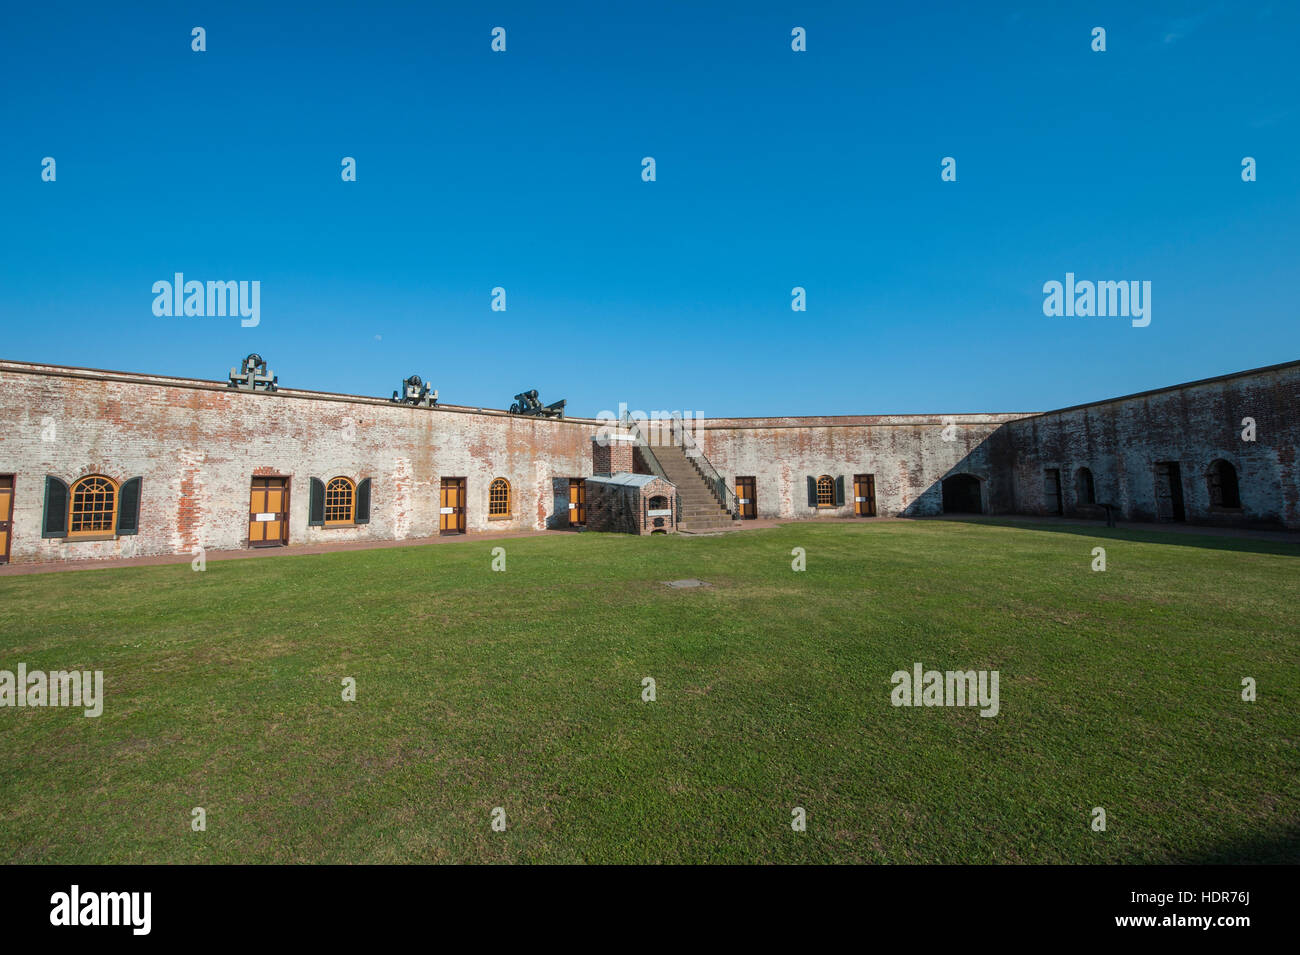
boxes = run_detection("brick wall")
[694,414,1026,519]
[3,358,1296,565]
[693,364,1300,529]
[0,362,599,564]
[994,361,1300,528]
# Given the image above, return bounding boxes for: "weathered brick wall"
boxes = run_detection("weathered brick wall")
[996,362,1300,528]
[3,359,1296,564]
[693,414,1028,519]
[0,363,599,563]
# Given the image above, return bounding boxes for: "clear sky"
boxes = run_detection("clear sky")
[2,2,1296,418]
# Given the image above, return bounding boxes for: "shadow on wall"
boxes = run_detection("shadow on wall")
[934,516,1300,557]
[900,429,1006,518]
[899,412,1296,531]
[546,478,570,530]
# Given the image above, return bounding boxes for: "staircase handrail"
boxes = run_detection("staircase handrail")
[670,414,738,519]
[626,419,682,526]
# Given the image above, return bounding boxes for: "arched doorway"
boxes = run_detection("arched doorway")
[1075,467,1096,506]
[941,474,982,514]
[1207,459,1241,509]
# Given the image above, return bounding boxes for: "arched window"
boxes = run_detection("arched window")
[1075,467,1096,505]
[324,477,355,525]
[1208,460,1241,509]
[69,475,118,536]
[489,478,511,517]
[815,475,835,507]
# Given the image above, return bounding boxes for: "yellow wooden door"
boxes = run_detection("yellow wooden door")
[264,481,285,543]
[0,476,13,564]
[854,475,876,517]
[248,478,288,546]
[736,477,756,519]
[569,479,586,526]
[249,480,267,544]
[441,478,466,534]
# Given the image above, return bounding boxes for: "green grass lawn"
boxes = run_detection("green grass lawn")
[1,520,1296,864]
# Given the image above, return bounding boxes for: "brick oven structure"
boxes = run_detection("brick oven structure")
[584,474,678,535]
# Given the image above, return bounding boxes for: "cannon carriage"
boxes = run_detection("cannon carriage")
[227,353,277,392]
[391,375,437,407]
[509,389,566,419]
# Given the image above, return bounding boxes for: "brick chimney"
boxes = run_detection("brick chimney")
[593,429,637,475]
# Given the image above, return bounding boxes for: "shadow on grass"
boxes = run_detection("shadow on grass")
[1162,822,1300,864]
[931,517,1300,558]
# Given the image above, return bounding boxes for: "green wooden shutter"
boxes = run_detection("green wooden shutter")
[834,475,845,506]
[308,478,325,526]
[806,476,817,508]
[356,478,371,524]
[42,476,69,538]
[116,477,142,535]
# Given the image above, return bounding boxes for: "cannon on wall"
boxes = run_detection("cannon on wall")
[228,353,278,392]
[391,374,437,407]
[510,389,566,419]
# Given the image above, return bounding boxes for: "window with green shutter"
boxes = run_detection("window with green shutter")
[116,477,143,535]
[356,478,371,524]
[42,476,69,538]
[308,477,325,526]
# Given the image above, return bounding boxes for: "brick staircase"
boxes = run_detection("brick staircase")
[651,443,738,533]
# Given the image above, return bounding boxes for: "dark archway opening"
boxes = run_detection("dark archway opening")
[1075,467,1096,506]
[1208,460,1241,509]
[942,474,983,514]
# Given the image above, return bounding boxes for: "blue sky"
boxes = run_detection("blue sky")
[1,2,1296,417]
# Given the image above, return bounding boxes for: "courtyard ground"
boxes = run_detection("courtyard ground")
[0,520,1296,863]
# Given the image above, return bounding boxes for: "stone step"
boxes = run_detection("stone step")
[644,444,736,529]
